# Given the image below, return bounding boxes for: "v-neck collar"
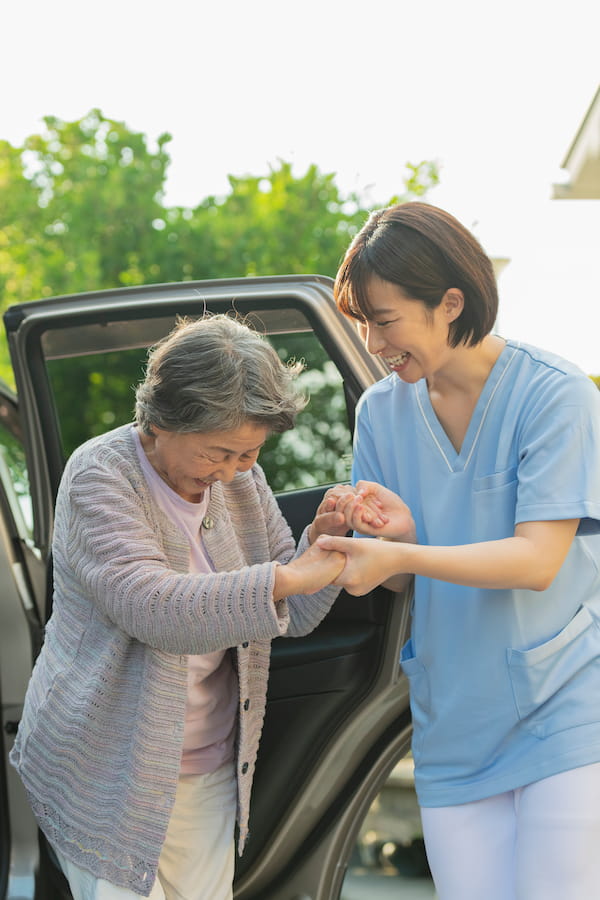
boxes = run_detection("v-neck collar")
[414,340,519,473]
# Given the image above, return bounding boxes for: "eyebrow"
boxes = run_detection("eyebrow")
[208,441,266,454]
[367,307,399,317]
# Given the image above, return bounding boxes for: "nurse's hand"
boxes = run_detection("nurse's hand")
[336,481,416,544]
[315,534,404,596]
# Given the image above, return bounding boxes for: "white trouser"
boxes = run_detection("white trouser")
[55,762,237,900]
[420,761,600,900]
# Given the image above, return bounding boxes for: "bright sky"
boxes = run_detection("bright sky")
[4,0,600,370]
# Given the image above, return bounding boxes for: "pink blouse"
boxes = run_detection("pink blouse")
[133,430,237,774]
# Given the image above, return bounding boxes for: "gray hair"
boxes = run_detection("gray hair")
[135,314,307,435]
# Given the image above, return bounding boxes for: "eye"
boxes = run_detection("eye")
[199,451,221,464]
[375,318,398,328]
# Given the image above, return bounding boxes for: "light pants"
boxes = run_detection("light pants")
[55,762,237,900]
[420,761,600,900]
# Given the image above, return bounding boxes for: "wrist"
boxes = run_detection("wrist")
[379,535,415,580]
[379,525,417,544]
[273,560,298,602]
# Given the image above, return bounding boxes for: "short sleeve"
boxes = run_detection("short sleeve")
[351,395,389,539]
[351,394,385,486]
[516,374,600,534]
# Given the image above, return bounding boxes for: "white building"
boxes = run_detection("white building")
[554,85,600,199]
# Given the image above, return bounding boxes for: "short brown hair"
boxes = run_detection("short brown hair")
[334,202,498,347]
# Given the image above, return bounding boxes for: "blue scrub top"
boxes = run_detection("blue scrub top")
[353,339,600,806]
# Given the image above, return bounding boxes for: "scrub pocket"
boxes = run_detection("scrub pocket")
[472,467,518,541]
[507,605,600,739]
[400,639,430,758]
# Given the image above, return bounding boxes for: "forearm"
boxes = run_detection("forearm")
[278,577,341,637]
[320,519,579,596]
[382,535,562,591]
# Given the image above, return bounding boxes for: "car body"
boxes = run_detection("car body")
[0,275,414,900]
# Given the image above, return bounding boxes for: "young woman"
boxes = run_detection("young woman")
[316,202,600,899]
[11,315,347,900]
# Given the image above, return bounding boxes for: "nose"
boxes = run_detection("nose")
[214,458,240,483]
[364,323,386,356]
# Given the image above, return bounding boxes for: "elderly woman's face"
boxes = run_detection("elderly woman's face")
[141,421,269,503]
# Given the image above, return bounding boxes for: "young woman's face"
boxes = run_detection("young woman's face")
[356,276,459,383]
[142,421,269,502]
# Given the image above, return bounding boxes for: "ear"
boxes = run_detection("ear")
[442,288,464,322]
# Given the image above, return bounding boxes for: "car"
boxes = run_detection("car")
[0,275,415,900]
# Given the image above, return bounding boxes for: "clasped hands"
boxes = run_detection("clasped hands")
[309,481,417,596]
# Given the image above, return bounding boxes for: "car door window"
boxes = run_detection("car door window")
[44,321,353,492]
[0,410,33,544]
[0,395,45,625]
[258,331,352,491]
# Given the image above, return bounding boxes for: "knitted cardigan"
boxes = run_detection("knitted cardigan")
[10,424,340,896]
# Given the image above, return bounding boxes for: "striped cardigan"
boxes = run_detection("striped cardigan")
[10,424,340,895]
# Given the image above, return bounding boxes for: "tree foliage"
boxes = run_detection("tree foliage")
[0,110,441,491]
[0,110,439,365]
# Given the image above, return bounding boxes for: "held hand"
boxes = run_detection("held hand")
[337,481,416,543]
[315,534,403,596]
[308,484,360,543]
[274,541,346,599]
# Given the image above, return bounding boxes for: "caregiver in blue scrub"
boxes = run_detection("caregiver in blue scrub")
[317,202,600,900]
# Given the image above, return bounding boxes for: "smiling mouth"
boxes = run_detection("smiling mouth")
[384,352,410,368]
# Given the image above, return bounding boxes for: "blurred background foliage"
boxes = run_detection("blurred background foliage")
[0,110,441,492]
[0,109,439,383]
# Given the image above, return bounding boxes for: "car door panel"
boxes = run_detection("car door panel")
[239,588,392,876]
[0,681,8,900]
[0,388,48,900]
[3,276,413,900]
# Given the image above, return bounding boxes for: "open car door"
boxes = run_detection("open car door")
[4,275,414,900]
[0,383,47,900]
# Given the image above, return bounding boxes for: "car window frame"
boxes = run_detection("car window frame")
[3,276,387,559]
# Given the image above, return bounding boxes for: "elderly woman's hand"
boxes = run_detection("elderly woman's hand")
[314,534,407,596]
[335,481,416,544]
[308,484,387,544]
[273,540,346,600]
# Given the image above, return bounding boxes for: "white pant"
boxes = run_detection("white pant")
[420,761,600,900]
[55,762,237,900]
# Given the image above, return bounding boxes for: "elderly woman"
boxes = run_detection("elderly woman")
[10,314,347,900]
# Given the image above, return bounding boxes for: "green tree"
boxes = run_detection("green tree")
[0,110,440,384]
[142,158,440,284]
[0,109,440,302]
[20,109,171,293]
[0,111,441,489]
[0,111,173,381]
[0,139,49,312]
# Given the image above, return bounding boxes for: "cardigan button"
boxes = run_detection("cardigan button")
[243,699,250,711]
[202,516,214,530]
[241,642,249,649]
[241,762,249,774]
